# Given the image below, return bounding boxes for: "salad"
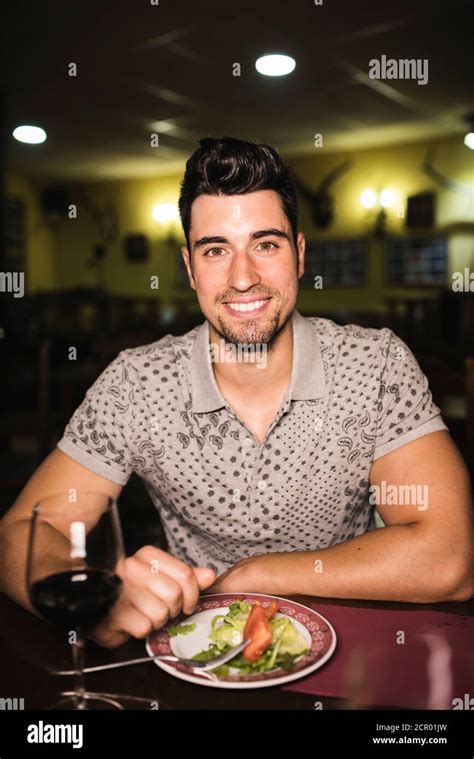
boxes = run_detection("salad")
[190,600,310,676]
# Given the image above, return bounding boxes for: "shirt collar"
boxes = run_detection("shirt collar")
[190,309,325,414]
[289,309,326,401]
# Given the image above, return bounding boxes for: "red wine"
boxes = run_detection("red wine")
[30,569,122,633]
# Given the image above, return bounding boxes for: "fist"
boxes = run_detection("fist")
[89,545,216,648]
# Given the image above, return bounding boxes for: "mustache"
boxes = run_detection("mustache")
[217,291,276,303]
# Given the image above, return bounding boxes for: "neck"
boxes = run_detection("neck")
[209,315,294,395]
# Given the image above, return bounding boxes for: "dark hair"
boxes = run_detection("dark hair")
[178,136,298,251]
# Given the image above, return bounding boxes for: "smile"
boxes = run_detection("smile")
[223,298,271,316]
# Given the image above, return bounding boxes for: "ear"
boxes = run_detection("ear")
[296,232,305,279]
[181,246,196,290]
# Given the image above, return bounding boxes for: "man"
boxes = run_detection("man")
[1,137,472,649]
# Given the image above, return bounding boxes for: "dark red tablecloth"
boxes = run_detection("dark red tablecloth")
[282,603,474,708]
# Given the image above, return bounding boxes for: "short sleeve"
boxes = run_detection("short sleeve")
[373,330,448,460]
[56,351,137,485]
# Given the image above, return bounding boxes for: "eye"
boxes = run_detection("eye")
[256,240,279,251]
[204,247,226,257]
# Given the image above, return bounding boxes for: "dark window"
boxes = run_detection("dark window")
[301,239,367,288]
[386,237,447,285]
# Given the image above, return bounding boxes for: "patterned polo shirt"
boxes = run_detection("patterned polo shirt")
[57,310,447,575]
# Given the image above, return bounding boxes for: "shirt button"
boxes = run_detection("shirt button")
[257,480,267,491]
[243,438,253,447]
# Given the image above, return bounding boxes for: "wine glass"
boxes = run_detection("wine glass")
[26,491,125,709]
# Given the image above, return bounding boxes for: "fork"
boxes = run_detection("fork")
[47,638,251,675]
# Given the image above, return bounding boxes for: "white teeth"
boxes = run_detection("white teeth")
[227,299,269,313]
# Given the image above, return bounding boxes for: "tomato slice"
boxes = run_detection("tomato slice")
[243,601,279,662]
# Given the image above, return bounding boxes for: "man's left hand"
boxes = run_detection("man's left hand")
[206,555,257,594]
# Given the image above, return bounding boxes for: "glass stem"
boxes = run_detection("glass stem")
[72,630,86,709]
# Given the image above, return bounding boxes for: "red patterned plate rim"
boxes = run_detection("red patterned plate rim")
[146,592,337,688]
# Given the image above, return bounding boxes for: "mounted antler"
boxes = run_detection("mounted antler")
[422,147,471,196]
[292,159,352,229]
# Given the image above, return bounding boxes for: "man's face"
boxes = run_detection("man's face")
[181,190,305,347]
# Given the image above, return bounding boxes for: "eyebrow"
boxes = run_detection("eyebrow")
[193,228,291,250]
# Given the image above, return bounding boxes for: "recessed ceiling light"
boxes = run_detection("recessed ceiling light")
[463,113,474,149]
[464,132,474,150]
[255,54,296,77]
[12,125,47,144]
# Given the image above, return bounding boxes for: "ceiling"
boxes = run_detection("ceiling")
[1,0,473,181]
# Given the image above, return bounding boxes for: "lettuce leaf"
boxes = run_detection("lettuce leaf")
[192,603,309,675]
[168,622,197,637]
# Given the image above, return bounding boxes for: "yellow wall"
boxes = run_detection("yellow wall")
[6,175,58,292]
[6,133,474,314]
[52,176,184,301]
[291,134,474,314]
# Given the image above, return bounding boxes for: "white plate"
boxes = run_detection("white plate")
[145,592,337,689]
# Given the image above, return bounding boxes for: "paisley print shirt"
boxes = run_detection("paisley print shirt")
[57,310,447,574]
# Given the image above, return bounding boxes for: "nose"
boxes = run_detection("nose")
[227,250,261,291]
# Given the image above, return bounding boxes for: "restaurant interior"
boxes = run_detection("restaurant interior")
[0,0,473,557]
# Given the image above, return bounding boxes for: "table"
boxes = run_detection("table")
[0,592,472,710]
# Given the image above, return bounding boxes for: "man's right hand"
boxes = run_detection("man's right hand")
[89,545,217,648]
[0,450,217,644]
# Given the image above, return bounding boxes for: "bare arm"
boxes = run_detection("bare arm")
[209,432,473,603]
